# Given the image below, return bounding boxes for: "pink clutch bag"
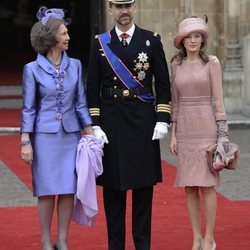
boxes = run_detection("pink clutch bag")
[206,143,240,174]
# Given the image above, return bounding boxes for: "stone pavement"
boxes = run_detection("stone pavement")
[0,159,36,207]
[0,122,250,208]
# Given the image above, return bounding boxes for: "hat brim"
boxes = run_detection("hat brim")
[174,17,208,49]
[174,29,208,49]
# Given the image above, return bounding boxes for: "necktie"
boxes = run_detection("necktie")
[120,33,129,46]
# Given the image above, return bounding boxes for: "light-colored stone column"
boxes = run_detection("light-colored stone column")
[223,0,244,114]
[242,35,250,117]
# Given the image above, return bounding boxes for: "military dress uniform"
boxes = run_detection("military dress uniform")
[87,25,171,250]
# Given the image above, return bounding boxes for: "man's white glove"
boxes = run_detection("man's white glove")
[152,122,170,140]
[92,126,109,144]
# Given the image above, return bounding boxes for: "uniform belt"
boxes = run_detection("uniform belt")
[102,86,152,99]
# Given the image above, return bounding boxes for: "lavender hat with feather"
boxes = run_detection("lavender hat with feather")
[36,6,71,26]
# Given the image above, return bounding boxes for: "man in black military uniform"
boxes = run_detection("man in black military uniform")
[86,0,171,249]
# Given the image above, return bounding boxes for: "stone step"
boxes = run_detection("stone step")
[0,86,22,108]
[0,86,22,96]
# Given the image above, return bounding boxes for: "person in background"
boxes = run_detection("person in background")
[86,0,171,249]
[20,6,92,250]
[170,16,229,250]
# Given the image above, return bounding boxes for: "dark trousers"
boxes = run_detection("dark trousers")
[103,186,153,250]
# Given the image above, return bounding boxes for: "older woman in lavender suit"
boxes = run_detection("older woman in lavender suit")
[20,6,92,250]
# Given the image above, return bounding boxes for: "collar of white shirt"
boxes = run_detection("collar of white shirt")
[115,24,135,44]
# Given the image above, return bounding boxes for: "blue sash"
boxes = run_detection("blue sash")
[98,32,154,103]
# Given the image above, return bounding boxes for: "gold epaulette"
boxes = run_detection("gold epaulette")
[95,34,98,39]
[89,107,100,116]
[156,103,171,114]
[153,32,158,37]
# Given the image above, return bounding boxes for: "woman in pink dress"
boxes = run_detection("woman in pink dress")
[170,16,229,250]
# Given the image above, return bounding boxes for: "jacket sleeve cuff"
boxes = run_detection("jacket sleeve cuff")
[89,107,101,126]
[157,112,171,125]
[156,103,171,124]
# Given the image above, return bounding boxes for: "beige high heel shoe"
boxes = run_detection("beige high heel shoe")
[192,238,203,250]
[211,241,216,250]
[203,240,216,250]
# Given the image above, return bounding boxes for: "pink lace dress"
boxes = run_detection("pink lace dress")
[171,55,227,187]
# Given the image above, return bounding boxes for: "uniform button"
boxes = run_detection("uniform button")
[114,86,117,89]
[133,76,137,79]
[134,60,137,63]
[123,89,129,97]
[113,76,117,80]
[114,94,117,98]
[133,95,137,98]
[133,68,137,71]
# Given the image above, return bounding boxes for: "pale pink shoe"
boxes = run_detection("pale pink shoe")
[192,239,203,250]
[203,240,216,250]
[211,241,216,250]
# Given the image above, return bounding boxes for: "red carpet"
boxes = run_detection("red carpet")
[0,135,250,249]
[0,109,21,127]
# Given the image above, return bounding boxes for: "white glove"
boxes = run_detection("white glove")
[92,126,109,144]
[152,122,169,140]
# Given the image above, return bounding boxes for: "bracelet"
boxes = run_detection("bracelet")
[21,140,31,146]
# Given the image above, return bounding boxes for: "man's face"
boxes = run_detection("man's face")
[109,3,136,27]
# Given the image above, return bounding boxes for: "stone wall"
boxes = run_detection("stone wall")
[105,0,250,116]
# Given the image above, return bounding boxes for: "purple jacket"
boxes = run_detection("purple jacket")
[21,52,92,133]
[72,135,104,226]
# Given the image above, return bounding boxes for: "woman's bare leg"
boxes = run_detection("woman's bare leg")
[201,187,217,250]
[185,186,203,250]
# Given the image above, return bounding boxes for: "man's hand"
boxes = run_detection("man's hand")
[152,122,169,140]
[92,126,109,144]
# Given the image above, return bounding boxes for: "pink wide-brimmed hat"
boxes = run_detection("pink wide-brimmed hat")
[174,17,209,49]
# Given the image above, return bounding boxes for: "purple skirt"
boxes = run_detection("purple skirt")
[31,123,80,197]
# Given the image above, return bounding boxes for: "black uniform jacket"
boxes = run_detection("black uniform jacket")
[87,26,171,190]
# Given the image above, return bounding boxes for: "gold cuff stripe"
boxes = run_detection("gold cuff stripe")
[89,108,100,111]
[157,104,171,112]
[157,104,171,108]
[157,104,171,113]
[157,106,171,110]
[157,108,171,113]
[89,108,100,116]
